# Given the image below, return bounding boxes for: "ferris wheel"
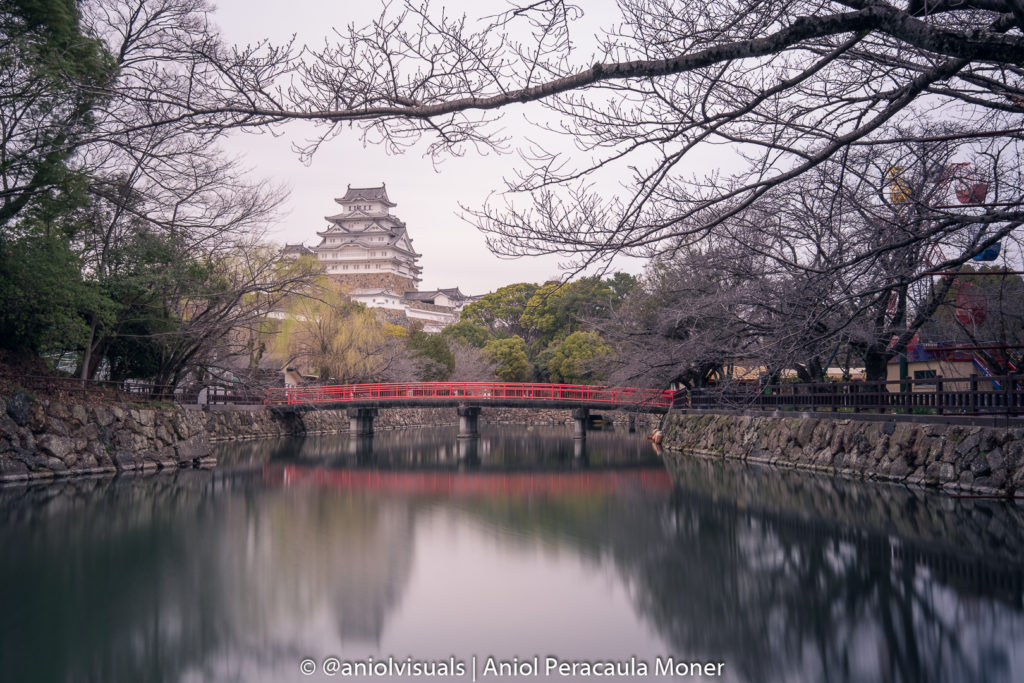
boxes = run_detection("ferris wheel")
[886,162,1000,325]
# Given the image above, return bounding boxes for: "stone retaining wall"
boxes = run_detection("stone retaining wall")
[660,412,1024,496]
[0,393,212,481]
[0,391,655,483]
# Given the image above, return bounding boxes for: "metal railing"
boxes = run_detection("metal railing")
[265,382,675,409]
[682,373,1024,415]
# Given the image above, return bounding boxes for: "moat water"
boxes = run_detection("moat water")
[1,424,1023,682]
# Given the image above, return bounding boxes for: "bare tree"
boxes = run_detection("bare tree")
[12,1,1024,262]
[14,1,1024,383]
[116,1,1023,261]
[603,131,1023,382]
[448,340,497,381]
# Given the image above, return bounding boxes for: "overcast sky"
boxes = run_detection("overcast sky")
[211,0,645,294]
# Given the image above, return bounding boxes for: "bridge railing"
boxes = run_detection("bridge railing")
[264,382,675,408]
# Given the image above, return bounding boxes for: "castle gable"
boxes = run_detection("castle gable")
[336,185,395,206]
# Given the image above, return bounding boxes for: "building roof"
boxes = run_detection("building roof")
[404,288,478,303]
[403,291,442,302]
[335,184,396,207]
[280,243,314,256]
[436,287,476,301]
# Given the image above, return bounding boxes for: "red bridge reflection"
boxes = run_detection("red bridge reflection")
[263,464,673,498]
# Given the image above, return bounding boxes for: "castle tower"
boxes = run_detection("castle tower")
[314,184,422,293]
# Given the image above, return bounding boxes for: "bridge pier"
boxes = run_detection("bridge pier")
[458,437,480,464]
[347,407,378,436]
[572,407,589,440]
[573,438,587,463]
[348,434,375,462]
[457,405,481,439]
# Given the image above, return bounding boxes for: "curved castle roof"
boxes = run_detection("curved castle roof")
[335,184,396,207]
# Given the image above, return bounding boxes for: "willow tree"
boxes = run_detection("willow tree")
[276,284,409,383]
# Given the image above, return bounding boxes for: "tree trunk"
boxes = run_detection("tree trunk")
[863,347,890,382]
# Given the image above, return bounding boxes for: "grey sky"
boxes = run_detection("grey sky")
[211,0,640,294]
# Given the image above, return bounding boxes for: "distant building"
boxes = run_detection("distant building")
[291,184,478,332]
[352,286,477,332]
[886,342,980,392]
[280,243,314,260]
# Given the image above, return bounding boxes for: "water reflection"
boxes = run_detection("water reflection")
[0,426,1021,683]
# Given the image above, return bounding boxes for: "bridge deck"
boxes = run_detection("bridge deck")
[265,382,674,413]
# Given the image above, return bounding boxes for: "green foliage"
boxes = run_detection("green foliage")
[459,274,633,377]
[460,282,539,341]
[532,342,558,382]
[483,336,531,382]
[521,276,631,351]
[7,0,113,79]
[606,272,639,301]
[407,327,455,380]
[546,331,612,385]
[441,321,491,348]
[0,236,112,353]
[1,0,117,229]
[103,315,175,381]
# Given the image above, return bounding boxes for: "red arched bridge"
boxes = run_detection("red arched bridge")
[264,382,674,439]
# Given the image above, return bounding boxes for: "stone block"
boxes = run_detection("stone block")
[156,426,173,444]
[970,453,991,477]
[0,414,20,442]
[889,456,912,479]
[956,430,983,457]
[27,402,46,432]
[1011,466,1024,492]
[175,435,211,462]
[111,450,138,471]
[0,457,29,478]
[93,406,115,427]
[925,461,955,485]
[987,448,1005,473]
[5,392,30,426]
[46,416,70,437]
[42,456,67,472]
[73,422,97,440]
[37,434,73,461]
[982,430,1005,451]
[795,420,816,447]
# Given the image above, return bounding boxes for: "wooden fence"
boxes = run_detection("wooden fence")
[682,374,1024,415]
[0,375,261,406]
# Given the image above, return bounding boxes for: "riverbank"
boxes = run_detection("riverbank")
[0,391,656,482]
[659,412,1024,497]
